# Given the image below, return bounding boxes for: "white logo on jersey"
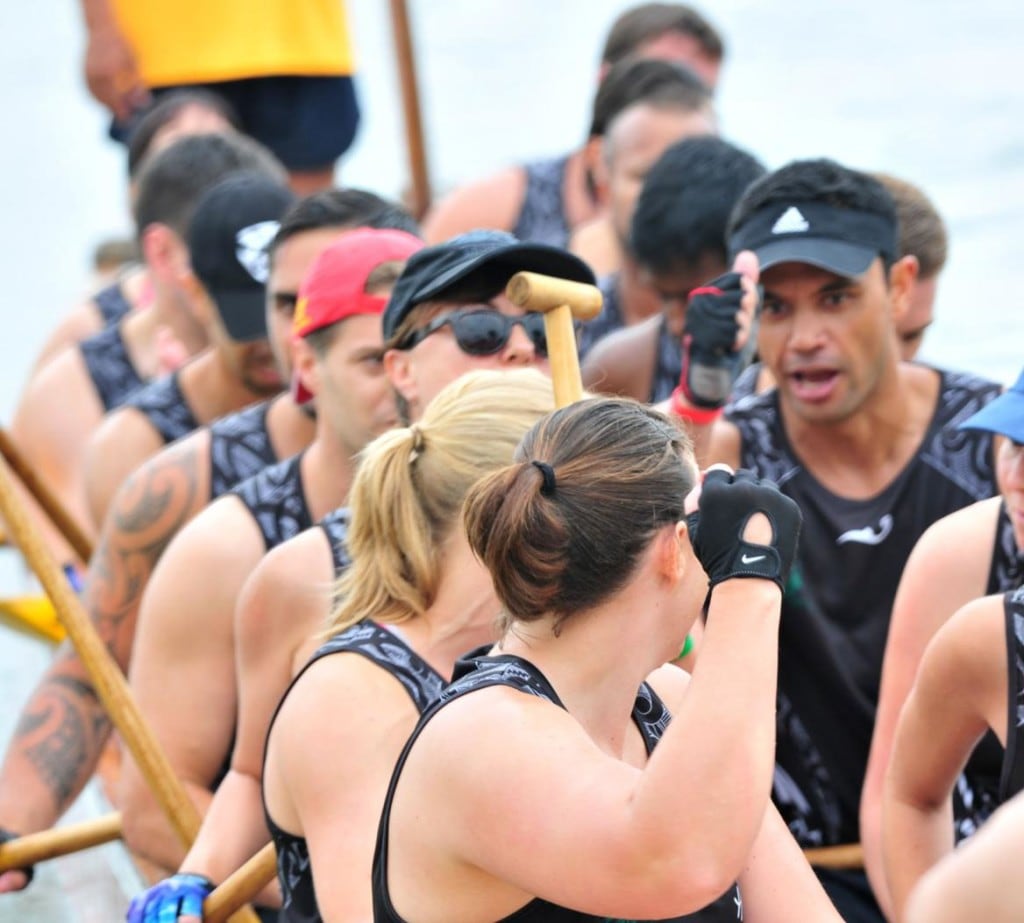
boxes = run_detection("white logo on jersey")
[836,514,893,546]
[772,206,810,234]
[235,220,280,283]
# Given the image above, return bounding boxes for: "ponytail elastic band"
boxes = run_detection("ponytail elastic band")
[531,460,557,496]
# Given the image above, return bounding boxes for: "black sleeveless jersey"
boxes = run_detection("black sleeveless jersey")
[229,453,312,552]
[93,280,133,326]
[998,586,1024,802]
[265,621,446,923]
[121,371,199,445]
[208,400,278,500]
[372,654,743,923]
[318,506,352,576]
[511,155,571,248]
[727,368,1000,847]
[951,503,1024,840]
[79,322,146,411]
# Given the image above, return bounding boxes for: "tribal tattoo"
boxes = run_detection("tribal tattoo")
[85,439,205,667]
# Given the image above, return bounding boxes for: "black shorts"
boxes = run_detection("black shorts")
[112,74,360,172]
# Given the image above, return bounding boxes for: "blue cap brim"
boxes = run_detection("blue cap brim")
[958,389,1024,443]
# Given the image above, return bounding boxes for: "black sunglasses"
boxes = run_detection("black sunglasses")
[399,308,550,357]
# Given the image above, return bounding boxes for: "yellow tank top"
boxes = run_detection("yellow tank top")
[112,0,354,86]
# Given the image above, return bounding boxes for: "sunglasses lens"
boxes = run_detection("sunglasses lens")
[451,313,508,355]
[522,315,548,357]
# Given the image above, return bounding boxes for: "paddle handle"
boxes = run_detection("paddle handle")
[389,0,431,219]
[0,428,93,562]
[505,271,603,409]
[0,812,122,871]
[204,842,277,923]
[804,842,863,869]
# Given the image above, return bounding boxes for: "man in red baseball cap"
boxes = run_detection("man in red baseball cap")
[113,228,423,879]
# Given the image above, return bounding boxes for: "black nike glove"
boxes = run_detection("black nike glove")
[679,272,759,409]
[685,468,802,592]
[0,827,34,887]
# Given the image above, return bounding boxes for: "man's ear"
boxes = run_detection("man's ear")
[582,135,610,206]
[292,337,320,401]
[141,223,189,285]
[888,254,917,323]
[383,347,419,410]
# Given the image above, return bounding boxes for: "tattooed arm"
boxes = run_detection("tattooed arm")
[0,434,210,893]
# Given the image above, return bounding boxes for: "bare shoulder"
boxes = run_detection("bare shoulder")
[907,790,1024,923]
[907,495,1001,579]
[15,342,99,426]
[237,525,335,663]
[422,166,527,243]
[927,592,1007,685]
[30,299,105,371]
[582,318,659,400]
[645,662,691,714]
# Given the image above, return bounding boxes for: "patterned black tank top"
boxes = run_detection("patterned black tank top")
[999,586,1024,801]
[511,155,571,248]
[728,367,1000,846]
[318,506,352,576]
[229,452,312,552]
[79,322,146,411]
[121,371,198,444]
[93,280,132,326]
[372,654,743,922]
[208,400,278,499]
[265,621,446,923]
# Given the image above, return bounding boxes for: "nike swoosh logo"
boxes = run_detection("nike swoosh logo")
[836,514,893,546]
[741,553,766,564]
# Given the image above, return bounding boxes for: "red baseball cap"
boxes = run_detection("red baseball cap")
[292,228,423,404]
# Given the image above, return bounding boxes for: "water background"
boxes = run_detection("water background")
[0,1,1022,918]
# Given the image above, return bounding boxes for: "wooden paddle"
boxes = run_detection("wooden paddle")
[0,453,261,923]
[0,813,122,871]
[504,271,603,408]
[203,842,277,923]
[0,427,93,563]
[389,0,432,219]
[804,842,864,869]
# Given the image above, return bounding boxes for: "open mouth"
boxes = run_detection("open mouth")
[788,369,839,402]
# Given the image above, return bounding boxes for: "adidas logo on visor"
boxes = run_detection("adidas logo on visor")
[772,206,810,235]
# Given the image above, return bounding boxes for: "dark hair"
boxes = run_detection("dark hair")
[601,3,725,67]
[464,398,696,634]
[728,159,898,266]
[126,89,241,178]
[632,136,765,273]
[588,57,712,139]
[133,132,286,240]
[873,173,948,278]
[270,188,420,259]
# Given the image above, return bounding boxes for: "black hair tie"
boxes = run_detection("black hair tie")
[531,460,557,496]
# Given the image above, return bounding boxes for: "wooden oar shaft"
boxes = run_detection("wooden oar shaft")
[0,428,93,562]
[804,842,863,869]
[0,456,264,923]
[204,842,277,923]
[0,454,199,846]
[389,0,431,219]
[0,812,122,870]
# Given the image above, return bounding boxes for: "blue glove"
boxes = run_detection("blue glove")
[126,872,213,922]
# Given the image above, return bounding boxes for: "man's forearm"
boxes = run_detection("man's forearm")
[0,645,112,833]
[79,0,119,32]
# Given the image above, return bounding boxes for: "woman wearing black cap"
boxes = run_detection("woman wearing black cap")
[372,397,840,921]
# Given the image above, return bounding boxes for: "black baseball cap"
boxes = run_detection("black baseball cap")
[728,200,898,278]
[188,172,296,342]
[382,230,596,342]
